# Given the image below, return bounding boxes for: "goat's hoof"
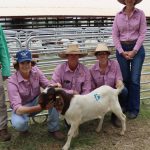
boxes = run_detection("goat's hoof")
[62,146,69,150]
[95,128,101,133]
[120,131,124,135]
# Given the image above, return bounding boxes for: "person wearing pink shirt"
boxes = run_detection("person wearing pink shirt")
[51,44,91,95]
[112,0,147,119]
[7,50,64,140]
[51,44,91,128]
[90,43,128,127]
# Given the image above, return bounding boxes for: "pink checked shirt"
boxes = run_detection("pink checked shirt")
[7,66,50,111]
[90,60,123,90]
[51,62,91,94]
[112,7,147,54]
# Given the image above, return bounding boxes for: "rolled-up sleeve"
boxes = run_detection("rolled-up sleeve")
[7,81,22,112]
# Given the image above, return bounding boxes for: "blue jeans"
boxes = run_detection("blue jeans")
[11,97,59,132]
[118,87,128,112]
[116,44,145,115]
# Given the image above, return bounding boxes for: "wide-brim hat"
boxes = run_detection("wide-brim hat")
[89,43,112,56]
[58,44,88,59]
[117,0,142,5]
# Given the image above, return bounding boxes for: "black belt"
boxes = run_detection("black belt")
[121,40,137,45]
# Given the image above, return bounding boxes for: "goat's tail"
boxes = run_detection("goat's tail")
[115,82,124,95]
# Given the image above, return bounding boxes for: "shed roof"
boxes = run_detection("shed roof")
[0,0,149,17]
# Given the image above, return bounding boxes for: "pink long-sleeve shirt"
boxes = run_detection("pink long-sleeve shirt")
[90,60,123,90]
[7,66,50,112]
[51,62,91,95]
[112,7,147,54]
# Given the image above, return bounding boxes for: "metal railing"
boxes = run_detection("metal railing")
[5,26,150,123]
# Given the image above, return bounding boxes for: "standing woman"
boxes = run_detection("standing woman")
[112,0,147,119]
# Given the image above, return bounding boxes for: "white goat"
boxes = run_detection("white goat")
[43,84,126,150]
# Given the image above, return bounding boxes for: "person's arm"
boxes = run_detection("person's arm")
[0,26,11,77]
[16,105,42,115]
[133,10,147,53]
[7,80,42,115]
[112,14,124,54]
[114,60,124,88]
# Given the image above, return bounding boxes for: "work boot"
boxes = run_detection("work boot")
[0,129,11,142]
[49,130,65,140]
[111,113,121,128]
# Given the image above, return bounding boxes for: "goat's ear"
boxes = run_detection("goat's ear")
[38,94,45,108]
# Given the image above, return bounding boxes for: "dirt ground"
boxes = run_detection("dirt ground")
[0,114,150,150]
[75,115,150,150]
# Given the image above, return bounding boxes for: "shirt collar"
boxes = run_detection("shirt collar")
[95,60,111,71]
[65,62,80,72]
[119,7,138,14]
[17,69,33,83]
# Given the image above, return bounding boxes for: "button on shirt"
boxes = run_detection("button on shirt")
[90,60,123,90]
[112,8,147,54]
[51,62,91,95]
[7,66,50,112]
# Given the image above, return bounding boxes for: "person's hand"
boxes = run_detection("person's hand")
[49,83,62,88]
[115,80,124,89]
[121,51,135,60]
[127,51,136,59]
[73,90,79,95]
[45,102,54,110]
[121,51,130,60]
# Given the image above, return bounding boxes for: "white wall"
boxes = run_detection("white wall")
[0,0,149,17]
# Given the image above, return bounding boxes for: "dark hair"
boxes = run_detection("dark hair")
[95,51,110,56]
[13,61,36,70]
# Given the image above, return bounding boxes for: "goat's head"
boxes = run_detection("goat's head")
[38,86,56,109]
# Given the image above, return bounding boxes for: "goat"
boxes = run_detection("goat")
[40,84,126,150]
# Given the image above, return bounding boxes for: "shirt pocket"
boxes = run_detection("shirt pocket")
[106,74,115,87]
[62,79,72,89]
[76,78,85,93]
[93,76,104,88]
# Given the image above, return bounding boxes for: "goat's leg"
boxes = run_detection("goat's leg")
[62,123,79,150]
[73,128,79,138]
[96,116,104,133]
[112,107,126,135]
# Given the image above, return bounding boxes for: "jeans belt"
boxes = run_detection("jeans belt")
[120,40,137,45]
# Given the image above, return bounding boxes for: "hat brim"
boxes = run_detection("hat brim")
[58,52,88,59]
[117,0,142,5]
[88,50,112,56]
[17,58,32,63]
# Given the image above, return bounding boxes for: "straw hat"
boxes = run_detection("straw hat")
[58,44,88,59]
[89,43,111,56]
[117,0,142,5]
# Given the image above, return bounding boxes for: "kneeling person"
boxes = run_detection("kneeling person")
[90,43,128,127]
[7,50,64,140]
